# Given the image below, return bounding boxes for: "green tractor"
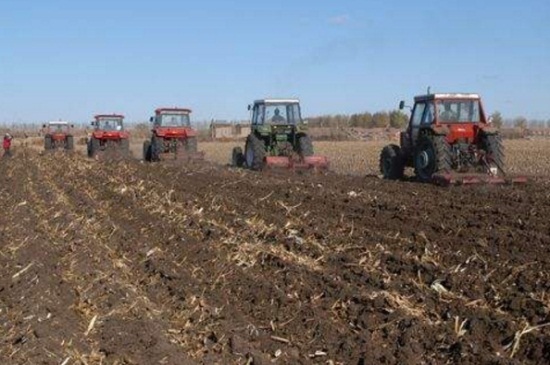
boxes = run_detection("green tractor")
[231,98,329,170]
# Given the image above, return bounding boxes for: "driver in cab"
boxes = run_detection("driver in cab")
[439,103,458,122]
[271,108,286,123]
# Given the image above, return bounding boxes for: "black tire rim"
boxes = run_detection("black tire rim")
[416,144,436,179]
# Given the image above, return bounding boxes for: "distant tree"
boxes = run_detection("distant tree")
[513,116,528,129]
[371,112,390,128]
[489,111,504,128]
[389,110,409,129]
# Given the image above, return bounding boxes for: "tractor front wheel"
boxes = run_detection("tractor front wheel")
[414,134,451,182]
[298,135,314,157]
[245,135,265,170]
[380,144,405,180]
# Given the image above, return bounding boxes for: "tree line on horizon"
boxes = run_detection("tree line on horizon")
[1,111,549,131]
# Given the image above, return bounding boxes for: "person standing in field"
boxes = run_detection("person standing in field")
[3,133,13,157]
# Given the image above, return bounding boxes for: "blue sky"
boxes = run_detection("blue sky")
[0,0,549,124]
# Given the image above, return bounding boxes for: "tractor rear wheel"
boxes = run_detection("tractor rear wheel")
[414,134,451,182]
[186,137,198,153]
[481,133,505,173]
[232,146,245,167]
[380,144,405,180]
[44,135,52,150]
[245,134,265,170]
[66,136,74,151]
[152,136,164,161]
[89,137,100,158]
[297,135,314,156]
[143,141,152,161]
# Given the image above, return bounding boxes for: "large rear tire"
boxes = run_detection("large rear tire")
[232,146,245,167]
[44,135,52,151]
[89,137,100,158]
[414,134,451,182]
[245,134,265,170]
[481,133,505,173]
[143,141,152,161]
[297,135,314,157]
[152,136,164,161]
[380,144,405,180]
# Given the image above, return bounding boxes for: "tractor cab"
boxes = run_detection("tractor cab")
[250,99,303,126]
[44,121,72,136]
[151,108,191,129]
[93,115,125,132]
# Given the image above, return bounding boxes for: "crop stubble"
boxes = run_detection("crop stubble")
[0,142,549,364]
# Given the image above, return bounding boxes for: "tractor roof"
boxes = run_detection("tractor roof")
[254,98,300,105]
[156,108,192,114]
[95,114,125,120]
[47,121,70,126]
[414,93,480,102]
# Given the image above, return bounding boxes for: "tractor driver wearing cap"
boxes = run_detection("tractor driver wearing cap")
[271,108,286,123]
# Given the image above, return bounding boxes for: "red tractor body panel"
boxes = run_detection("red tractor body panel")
[51,133,68,141]
[154,127,196,139]
[92,130,129,140]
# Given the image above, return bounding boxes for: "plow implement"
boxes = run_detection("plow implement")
[264,155,329,171]
[432,172,528,186]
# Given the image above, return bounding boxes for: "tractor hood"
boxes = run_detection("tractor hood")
[431,124,477,144]
[154,127,197,138]
[51,133,68,140]
[256,124,307,135]
[93,130,129,140]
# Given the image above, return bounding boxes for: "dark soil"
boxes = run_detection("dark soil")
[0,149,549,364]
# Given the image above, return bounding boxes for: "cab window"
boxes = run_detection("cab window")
[411,103,426,127]
[421,102,435,125]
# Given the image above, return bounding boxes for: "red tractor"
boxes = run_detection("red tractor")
[43,121,74,151]
[143,108,202,162]
[87,114,130,158]
[380,92,525,185]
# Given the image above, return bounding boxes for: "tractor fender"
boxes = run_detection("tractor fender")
[479,126,499,135]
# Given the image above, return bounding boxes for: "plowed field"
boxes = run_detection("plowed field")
[0,145,549,364]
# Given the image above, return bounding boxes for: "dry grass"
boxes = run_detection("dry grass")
[199,139,550,176]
